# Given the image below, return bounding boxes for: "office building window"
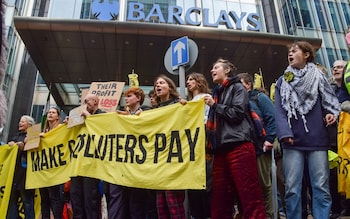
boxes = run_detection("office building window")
[32,105,44,123]
[37,74,46,85]
[81,0,92,19]
[282,3,293,34]
[340,49,349,61]
[314,0,327,30]
[328,2,341,32]
[341,3,350,28]
[291,0,302,27]
[32,0,50,17]
[6,26,17,77]
[298,0,313,28]
[326,48,336,67]
[15,0,25,16]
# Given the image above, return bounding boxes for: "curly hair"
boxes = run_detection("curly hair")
[124,87,145,105]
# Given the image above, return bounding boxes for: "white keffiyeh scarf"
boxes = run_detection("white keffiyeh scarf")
[280,63,340,132]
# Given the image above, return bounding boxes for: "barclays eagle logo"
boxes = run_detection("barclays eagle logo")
[91,0,120,20]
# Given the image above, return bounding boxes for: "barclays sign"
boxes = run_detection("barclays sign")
[92,2,261,31]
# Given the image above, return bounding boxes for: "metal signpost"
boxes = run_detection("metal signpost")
[171,36,189,98]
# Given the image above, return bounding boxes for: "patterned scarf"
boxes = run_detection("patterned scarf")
[206,78,234,152]
[280,62,340,132]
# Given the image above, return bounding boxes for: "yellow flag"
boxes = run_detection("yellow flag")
[128,69,139,87]
[338,111,350,198]
[254,73,262,89]
[270,83,276,102]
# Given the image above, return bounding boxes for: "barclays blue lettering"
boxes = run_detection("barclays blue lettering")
[92,1,261,31]
[127,3,260,31]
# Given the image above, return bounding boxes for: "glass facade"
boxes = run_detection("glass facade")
[277,0,350,71]
[1,0,42,141]
[47,0,265,31]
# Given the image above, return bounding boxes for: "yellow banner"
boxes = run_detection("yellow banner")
[338,111,350,198]
[0,145,18,218]
[0,145,42,218]
[26,101,206,190]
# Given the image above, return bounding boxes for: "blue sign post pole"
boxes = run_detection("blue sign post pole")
[171,36,189,98]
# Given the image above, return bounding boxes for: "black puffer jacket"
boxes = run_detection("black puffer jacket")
[211,77,253,152]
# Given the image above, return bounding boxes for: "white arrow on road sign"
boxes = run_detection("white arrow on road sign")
[165,37,198,98]
[171,36,189,68]
[174,41,185,64]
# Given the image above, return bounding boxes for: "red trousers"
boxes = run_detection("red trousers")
[211,142,266,219]
[156,190,185,219]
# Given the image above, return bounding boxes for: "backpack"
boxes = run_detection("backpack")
[247,92,266,153]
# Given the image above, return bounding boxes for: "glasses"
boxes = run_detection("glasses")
[333,65,344,69]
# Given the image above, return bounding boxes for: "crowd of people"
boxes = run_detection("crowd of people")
[4,30,350,219]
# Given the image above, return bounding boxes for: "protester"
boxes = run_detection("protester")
[327,59,348,218]
[203,58,266,218]
[39,107,65,219]
[70,94,104,219]
[109,87,156,219]
[298,62,335,219]
[148,89,158,108]
[274,41,340,219]
[332,60,348,103]
[238,72,276,218]
[335,29,350,216]
[186,72,212,219]
[7,115,35,219]
[154,74,186,219]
